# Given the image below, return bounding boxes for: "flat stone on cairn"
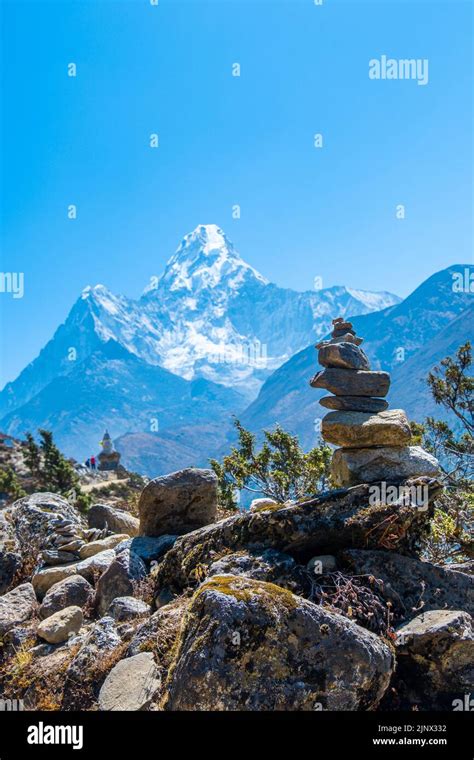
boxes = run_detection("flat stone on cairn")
[310,316,441,487]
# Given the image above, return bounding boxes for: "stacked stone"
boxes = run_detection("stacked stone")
[41,518,109,566]
[310,317,440,487]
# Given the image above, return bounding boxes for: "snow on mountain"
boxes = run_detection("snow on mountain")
[0,224,401,432]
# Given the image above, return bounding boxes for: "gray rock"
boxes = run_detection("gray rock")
[127,598,187,659]
[342,550,474,620]
[32,565,78,599]
[0,582,37,635]
[41,549,80,565]
[0,508,21,594]
[37,606,83,644]
[331,445,440,487]
[78,534,130,559]
[164,575,394,711]
[74,549,117,583]
[310,368,390,397]
[322,409,412,448]
[95,549,147,615]
[88,503,139,537]
[98,652,161,711]
[394,610,474,708]
[108,596,151,622]
[63,616,123,708]
[318,342,370,371]
[114,535,177,565]
[11,492,83,564]
[156,485,432,595]
[206,549,302,593]
[319,395,389,413]
[139,467,218,537]
[39,575,94,619]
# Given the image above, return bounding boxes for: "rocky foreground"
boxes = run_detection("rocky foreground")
[0,465,473,711]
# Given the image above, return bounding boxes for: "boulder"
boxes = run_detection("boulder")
[37,606,83,644]
[331,445,440,487]
[88,503,139,537]
[11,493,83,562]
[98,652,161,711]
[318,342,370,371]
[206,549,303,594]
[39,575,94,619]
[32,565,78,599]
[310,368,390,397]
[394,610,474,708]
[319,395,389,413]
[322,409,412,448]
[0,582,37,635]
[341,550,474,620]
[78,534,130,559]
[139,468,218,537]
[155,485,432,594]
[95,549,147,615]
[108,596,151,622]
[114,535,177,565]
[164,576,394,711]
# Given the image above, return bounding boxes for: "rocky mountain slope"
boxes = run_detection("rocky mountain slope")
[0,340,244,465]
[241,265,473,450]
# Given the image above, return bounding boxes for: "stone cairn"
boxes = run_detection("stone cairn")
[41,518,108,566]
[310,317,441,487]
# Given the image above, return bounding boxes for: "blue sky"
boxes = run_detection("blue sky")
[0,0,472,387]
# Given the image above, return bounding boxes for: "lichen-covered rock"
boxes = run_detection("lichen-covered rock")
[62,616,123,709]
[206,549,304,594]
[310,368,390,397]
[331,445,440,487]
[0,508,21,594]
[11,492,83,564]
[108,596,151,622]
[0,582,37,635]
[127,596,187,661]
[37,605,83,644]
[342,550,474,620]
[88,504,139,537]
[139,468,217,537]
[393,610,474,708]
[318,342,370,371]
[95,549,147,615]
[155,485,432,595]
[163,576,394,711]
[39,575,94,619]
[322,409,412,448]
[98,652,161,711]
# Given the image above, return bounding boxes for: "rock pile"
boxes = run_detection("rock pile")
[310,317,441,486]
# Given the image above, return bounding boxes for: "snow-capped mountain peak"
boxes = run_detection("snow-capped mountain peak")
[152,224,268,294]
